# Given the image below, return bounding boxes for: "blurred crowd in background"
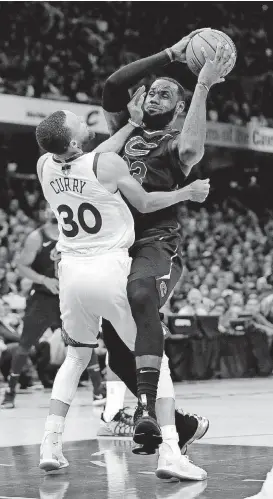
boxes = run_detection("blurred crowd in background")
[1,179,273,342]
[1,2,273,126]
[1,1,273,385]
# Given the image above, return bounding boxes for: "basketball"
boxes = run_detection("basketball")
[186,29,237,76]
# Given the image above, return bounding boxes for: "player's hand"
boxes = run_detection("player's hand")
[188,179,210,203]
[170,28,212,63]
[43,277,59,295]
[198,43,236,89]
[127,86,146,125]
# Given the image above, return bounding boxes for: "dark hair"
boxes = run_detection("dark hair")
[36,110,71,154]
[152,77,185,101]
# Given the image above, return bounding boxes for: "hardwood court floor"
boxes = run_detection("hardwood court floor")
[0,377,272,499]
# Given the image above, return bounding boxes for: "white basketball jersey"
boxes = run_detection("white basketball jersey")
[39,152,135,256]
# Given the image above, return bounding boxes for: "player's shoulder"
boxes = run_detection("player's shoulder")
[80,151,118,165]
[36,153,52,183]
[37,152,51,168]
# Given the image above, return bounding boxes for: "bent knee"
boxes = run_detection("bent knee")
[127,278,157,311]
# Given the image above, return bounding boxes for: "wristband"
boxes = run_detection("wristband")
[165,49,175,62]
[128,118,143,128]
[197,82,210,93]
[165,48,175,63]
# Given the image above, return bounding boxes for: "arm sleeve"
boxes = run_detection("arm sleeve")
[103,50,171,113]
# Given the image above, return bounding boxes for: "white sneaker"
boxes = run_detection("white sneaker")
[156,445,207,481]
[39,433,69,472]
[245,468,273,498]
[97,408,134,437]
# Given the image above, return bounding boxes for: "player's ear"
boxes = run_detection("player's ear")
[70,139,78,149]
[176,100,185,115]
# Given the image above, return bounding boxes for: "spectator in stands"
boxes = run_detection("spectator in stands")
[178,289,208,316]
[209,297,228,316]
[1,3,273,123]
[0,268,9,297]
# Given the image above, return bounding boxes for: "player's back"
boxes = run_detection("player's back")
[40,152,135,256]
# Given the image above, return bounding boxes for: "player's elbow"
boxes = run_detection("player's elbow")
[104,74,119,93]
[137,201,149,213]
[179,145,205,168]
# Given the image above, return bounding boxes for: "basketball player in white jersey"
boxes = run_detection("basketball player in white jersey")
[35,108,209,474]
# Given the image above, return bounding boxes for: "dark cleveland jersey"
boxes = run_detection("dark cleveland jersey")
[121,127,186,240]
[32,228,60,295]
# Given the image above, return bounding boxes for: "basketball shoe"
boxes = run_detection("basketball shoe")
[39,432,69,472]
[133,395,162,455]
[0,389,16,409]
[175,409,209,454]
[156,442,207,481]
[97,407,134,437]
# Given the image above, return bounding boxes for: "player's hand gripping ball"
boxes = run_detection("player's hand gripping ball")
[186,29,237,76]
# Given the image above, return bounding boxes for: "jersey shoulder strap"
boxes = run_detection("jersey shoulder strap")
[93,152,100,179]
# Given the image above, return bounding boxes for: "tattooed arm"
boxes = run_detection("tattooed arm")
[176,43,235,176]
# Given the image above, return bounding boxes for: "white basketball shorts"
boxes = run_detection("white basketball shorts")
[58,250,136,351]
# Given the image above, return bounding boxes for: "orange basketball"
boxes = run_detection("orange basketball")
[186,29,237,76]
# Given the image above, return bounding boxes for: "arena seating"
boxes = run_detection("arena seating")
[0,2,273,125]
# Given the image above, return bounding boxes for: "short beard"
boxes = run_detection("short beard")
[143,108,176,130]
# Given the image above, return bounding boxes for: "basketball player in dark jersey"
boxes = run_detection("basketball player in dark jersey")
[1,208,61,408]
[100,30,235,453]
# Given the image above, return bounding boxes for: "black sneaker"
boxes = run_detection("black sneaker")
[133,399,162,455]
[175,409,209,454]
[0,390,16,409]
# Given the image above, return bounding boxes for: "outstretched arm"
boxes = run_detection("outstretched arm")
[103,51,171,135]
[175,44,236,176]
[97,153,210,213]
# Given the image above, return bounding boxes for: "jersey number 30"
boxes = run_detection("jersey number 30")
[57,203,102,238]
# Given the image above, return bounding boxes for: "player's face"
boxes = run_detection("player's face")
[64,111,94,150]
[143,80,181,128]
[144,80,178,115]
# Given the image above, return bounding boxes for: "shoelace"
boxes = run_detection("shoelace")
[117,408,134,424]
[114,418,134,436]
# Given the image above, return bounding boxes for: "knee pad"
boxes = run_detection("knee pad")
[157,354,175,400]
[51,346,92,405]
[66,346,91,370]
